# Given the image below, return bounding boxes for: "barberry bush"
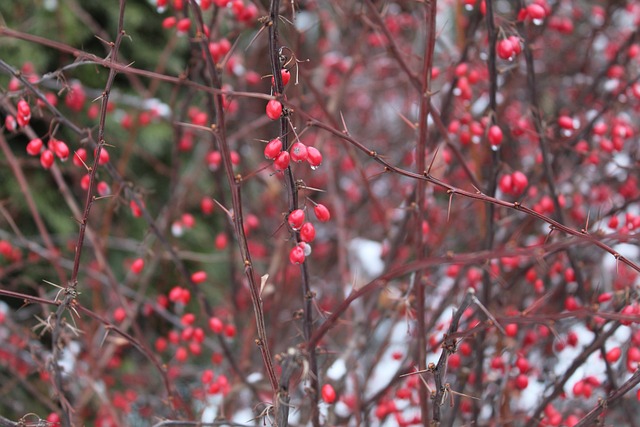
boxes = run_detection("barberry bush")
[1,0,640,426]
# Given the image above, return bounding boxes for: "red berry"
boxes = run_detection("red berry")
[162,16,177,29]
[505,323,518,337]
[191,271,207,284]
[26,138,43,156]
[114,307,126,323]
[289,245,305,264]
[176,18,191,33]
[511,171,528,195]
[175,347,188,362]
[224,323,236,338]
[306,146,322,168]
[508,36,522,55]
[321,384,336,403]
[499,174,513,194]
[215,232,228,250]
[290,142,308,163]
[281,69,291,85]
[130,199,144,218]
[73,148,88,167]
[526,3,546,20]
[130,258,144,274]
[497,39,515,60]
[207,151,222,170]
[288,209,305,230]
[97,181,110,196]
[515,374,529,390]
[274,151,290,170]
[5,115,16,132]
[54,140,69,161]
[201,197,215,215]
[487,125,503,148]
[266,100,282,120]
[299,222,316,243]
[40,150,54,169]
[605,347,621,363]
[17,99,31,117]
[558,115,574,130]
[264,138,282,160]
[314,204,330,222]
[209,317,224,334]
[97,148,110,164]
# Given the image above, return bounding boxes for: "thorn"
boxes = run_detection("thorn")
[340,112,350,136]
[74,150,91,172]
[212,199,233,219]
[447,192,453,222]
[427,144,442,175]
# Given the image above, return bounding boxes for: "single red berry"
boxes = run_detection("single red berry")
[314,204,330,222]
[209,317,224,334]
[511,171,528,195]
[97,148,110,164]
[264,138,283,160]
[176,18,191,34]
[201,197,215,215]
[230,150,240,165]
[17,99,31,117]
[215,232,228,249]
[181,313,196,326]
[130,258,144,274]
[515,374,529,390]
[114,307,127,323]
[497,39,515,60]
[290,142,308,163]
[281,69,291,85]
[73,148,88,167]
[564,296,580,311]
[224,323,236,338]
[26,138,43,156]
[289,245,305,264]
[207,151,222,170]
[97,181,111,196]
[498,174,513,194]
[274,151,290,170]
[487,125,503,148]
[5,115,16,132]
[191,271,207,284]
[266,100,283,120]
[80,174,91,190]
[505,323,518,337]
[175,347,188,362]
[54,140,70,161]
[558,115,574,130]
[306,146,322,168]
[605,347,621,363]
[288,209,305,230]
[508,36,522,55]
[526,3,546,20]
[162,16,177,29]
[40,150,54,169]
[321,384,336,403]
[299,222,316,243]
[130,199,144,218]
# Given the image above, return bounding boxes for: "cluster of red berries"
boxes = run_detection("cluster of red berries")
[287,204,330,265]
[497,36,522,61]
[498,171,529,196]
[4,99,31,131]
[26,137,70,170]
[157,0,258,34]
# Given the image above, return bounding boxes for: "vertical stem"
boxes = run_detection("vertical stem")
[267,1,318,425]
[416,0,438,424]
[474,0,499,423]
